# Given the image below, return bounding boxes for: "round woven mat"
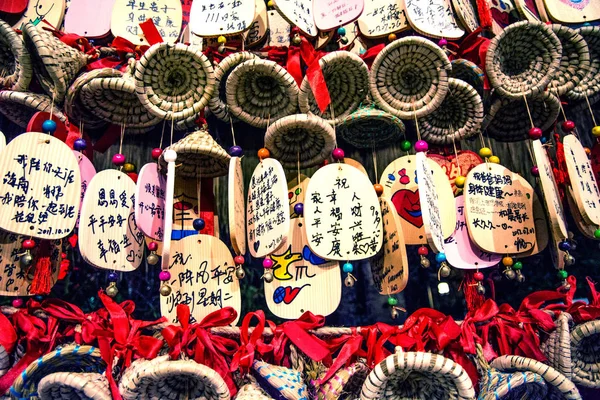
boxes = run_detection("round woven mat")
[450,59,484,96]
[548,25,590,97]
[571,320,600,388]
[486,21,562,99]
[21,22,88,104]
[119,356,230,400]
[315,361,369,400]
[264,113,335,168]
[360,351,476,400]
[482,92,560,142]
[337,107,405,149]
[208,51,257,122]
[541,312,573,379]
[226,58,299,128]
[0,90,66,128]
[419,78,483,145]
[158,128,230,178]
[299,51,368,125]
[134,42,215,129]
[0,19,31,92]
[369,36,451,119]
[38,372,111,400]
[566,26,600,101]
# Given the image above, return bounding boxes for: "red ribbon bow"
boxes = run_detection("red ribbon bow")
[41,299,103,345]
[567,276,600,323]
[230,310,274,376]
[318,327,364,384]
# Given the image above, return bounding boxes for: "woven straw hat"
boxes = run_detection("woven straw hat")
[369,36,451,119]
[10,345,107,399]
[298,51,368,125]
[226,59,299,128]
[236,380,273,399]
[0,19,31,92]
[38,372,111,400]
[0,343,10,377]
[314,361,369,400]
[541,312,573,379]
[159,127,230,178]
[450,59,485,96]
[337,106,405,149]
[21,22,89,104]
[360,349,476,400]
[0,90,66,128]
[490,355,581,399]
[264,113,335,168]
[570,320,600,388]
[252,360,308,400]
[482,92,560,142]
[566,26,600,101]
[134,42,216,129]
[119,355,230,400]
[548,25,590,97]
[419,78,483,145]
[486,21,562,99]
[208,51,257,122]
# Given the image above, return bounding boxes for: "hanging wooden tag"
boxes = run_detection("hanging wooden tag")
[229,157,246,255]
[344,157,368,176]
[135,163,166,241]
[190,0,256,37]
[370,197,408,295]
[288,174,309,218]
[79,170,144,271]
[247,158,290,258]
[172,176,216,238]
[273,0,318,37]
[64,0,115,37]
[514,0,542,21]
[532,140,568,240]
[464,163,536,254]
[265,218,341,319]
[542,0,600,24]
[428,151,483,195]
[267,9,291,47]
[313,0,364,31]
[74,151,96,228]
[416,152,447,253]
[567,187,597,239]
[111,0,183,45]
[564,134,600,226]
[246,0,269,48]
[14,0,66,28]
[0,132,80,239]
[534,0,550,21]
[444,196,501,269]
[519,191,549,256]
[380,155,455,245]
[357,0,408,38]
[404,0,464,39]
[0,131,5,152]
[305,163,382,261]
[160,234,241,324]
[452,0,479,32]
[489,0,517,35]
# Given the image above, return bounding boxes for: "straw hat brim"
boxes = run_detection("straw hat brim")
[571,320,600,388]
[0,90,66,128]
[541,312,573,379]
[38,372,111,400]
[566,26,600,101]
[0,19,32,92]
[337,107,405,149]
[548,25,590,97]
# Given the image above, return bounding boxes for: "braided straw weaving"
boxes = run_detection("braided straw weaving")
[38,372,111,400]
[337,106,405,149]
[566,26,600,101]
[570,320,600,388]
[548,25,590,97]
[313,361,369,400]
[0,91,65,128]
[541,312,573,379]
[450,59,484,96]
[0,18,31,92]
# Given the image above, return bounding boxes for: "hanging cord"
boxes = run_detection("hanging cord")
[159,120,166,149]
[412,99,421,141]
[522,93,535,129]
[452,134,462,174]
[584,92,598,126]
[229,115,237,147]
[48,92,55,129]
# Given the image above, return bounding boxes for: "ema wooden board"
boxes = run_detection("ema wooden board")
[246,0,269,48]
[190,0,256,36]
[64,0,116,37]
[228,157,246,255]
[357,0,409,38]
[273,0,318,37]
[74,151,96,228]
[135,163,166,241]
[543,0,600,24]
[14,0,66,29]
[111,0,183,45]
[564,134,600,226]
[404,0,464,39]
[313,0,364,31]
[452,0,479,32]
[416,151,446,253]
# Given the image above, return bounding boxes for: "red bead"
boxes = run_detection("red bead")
[148,241,158,251]
[112,153,126,166]
[332,148,345,160]
[474,271,484,281]
[22,239,36,249]
[528,127,543,140]
[151,148,163,160]
[12,299,23,308]
[418,246,429,256]
[234,255,245,265]
[562,120,575,132]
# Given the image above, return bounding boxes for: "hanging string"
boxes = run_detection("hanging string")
[118,123,125,156]
[297,150,301,187]
[170,113,175,146]
[553,83,568,121]
[371,133,379,184]
[526,141,535,164]
[451,134,462,174]
[522,93,535,129]
[412,99,421,141]
[229,115,237,147]
[48,91,55,127]
[330,103,337,148]
[159,120,166,149]
[197,174,202,219]
[584,92,598,126]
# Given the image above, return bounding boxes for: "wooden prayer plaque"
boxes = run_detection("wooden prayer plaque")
[135,163,166,241]
[228,157,246,255]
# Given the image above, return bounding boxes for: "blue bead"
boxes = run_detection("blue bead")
[293,203,304,216]
[42,120,57,134]
[342,262,353,273]
[337,27,346,36]
[435,253,446,263]
[558,241,571,252]
[108,272,118,282]
[193,218,206,231]
[229,145,243,157]
[74,138,87,151]
[34,295,44,301]
[540,137,547,144]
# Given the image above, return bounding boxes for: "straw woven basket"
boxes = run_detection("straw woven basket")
[236,380,273,399]
[0,344,9,378]
[0,90,66,128]
[0,19,31,92]
[313,361,369,400]
[571,320,600,388]
[548,25,590,97]
[134,42,215,129]
[369,36,451,119]
[337,106,405,149]
[486,21,562,99]
[208,51,257,122]
[450,59,484,96]
[38,372,111,400]
[419,78,483,145]
[541,312,573,379]
[482,92,560,142]
[118,355,230,400]
[298,51,368,125]
[21,22,89,104]
[252,360,308,400]
[490,355,581,399]
[226,59,299,128]
[566,26,600,101]
[359,349,476,400]
[264,114,335,168]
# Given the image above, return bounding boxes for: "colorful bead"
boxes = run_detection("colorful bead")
[474,271,484,281]
[528,127,543,140]
[595,229,600,239]
[414,140,428,152]
[561,120,575,132]
[541,137,547,144]
[585,147,592,156]
[387,297,398,306]
[74,138,87,151]
[108,272,118,281]
[342,262,353,273]
[400,140,412,151]
[148,241,158,251]
[455,176,466,188]
[530,166,539,176]
[163,149,177,163]
[479,147,492,158]
[147,253,159,265]
[34,295,44,301]
[513,261,523,270]
[159,271,171,281]
[229,145,243,157]
[558,241,571,252]
[488,155,500,164]
[337,27,346,36]
[438,38,448,47]
[388,33,397,41]
[217,35,227,44]
[234,255,245,265]
[151,148,163,160]
[258,148,270,159]
[127,172,138,183]
[12,298,23,308]
[42,119,57,134]
[293,202,304,216]
[123,162,136,173]
[592,126,600,137]
[374,183,384,196]
[193,218,205,231]
[22,239,36,249]
[292,35,302,45]
[112,153,126,166]
[557,269,568,279]
[418,246,429,256]
[502,256,513,266]
[435,253,446,263]
[332,147,345,160]
[267,0,274,6]
[263,258,274,269]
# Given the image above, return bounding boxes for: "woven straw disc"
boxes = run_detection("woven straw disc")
[486,21,562,99]
[450,59,484,96]
[0,19,31,92]
[482,92,560,142]
[571,320,600,388]
[38,372,111,400]
[264,113,335,168]
[236,381,273,399]
[541,312,573,379]
[316,361,369,400]
[337,107,405,149]
[548,25,590,97]
[135,43,215,129]
[369,36,451,119]
[209,51,257,122]
[0,90,66,128]
[360,351,476,400]
[567,26,600,101]
[299,51,369,125]
[158,128,230,178]
[226,59,299,128]
[119,356,230,400]
[21,23,88,104]
[419,78,483,145]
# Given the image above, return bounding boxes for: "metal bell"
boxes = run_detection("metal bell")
[292,35,302,45]
[516,271,525,283]
[344,275,355,287]
[159,284,172,296]
[391,308,399,319]
[263,271,274,283]
[439,263,451,278]
[476,283,486,295]
[564,254,576,266]
[19,253,33,269]
[562,281,571,292]
[504,268,516,280]
[235,267,246,280]
[106,282,119,298]
[147,253,159,265]
[420,255,430,268]
[218,45,226,53]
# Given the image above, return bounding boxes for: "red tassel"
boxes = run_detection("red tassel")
[462,272,485,311]
[475,0,493,29]
[30,241,53,295]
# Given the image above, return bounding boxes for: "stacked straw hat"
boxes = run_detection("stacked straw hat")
[252,360,308,400]
[541,312,573,380]
[450,59,485,96]
[313,361,369,400]
[264,114,336,168]
[226,59,299,128]
[566,26,600,101]
[0,18,31,92]
[298,51,369,125]
[486,21,562,99]
[337,106,405,149]
[38,372,111,400]
[570,319,600,388]
[0,91,66,128]
[547,25,590,97]
[369,36,451,119]
[134,42,216,130]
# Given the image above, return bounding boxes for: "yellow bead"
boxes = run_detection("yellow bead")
[123,163,136,173]
[455,176,466,188]
[489,155,500,164]
[267,0,274,6]
[479,147,492,158]
[388,33,397,42]
[593,126,600,137]
[502,256,513,267]
[217,35,227,44]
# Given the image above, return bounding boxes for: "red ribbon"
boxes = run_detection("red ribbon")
[395,309,460,353]
[567,277,600,323]
[318,328,363,383]
[230,310,274,376]
[359,44,385,68]
[41,299,102,344]
[139,19,164,45]
[0,313,16,354]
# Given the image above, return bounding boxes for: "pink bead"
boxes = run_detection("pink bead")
[474,272,484,281]
[438,38,448,47]
[418,246,429,256]
[159,271,171,281]
[263,258,274,269]
[12,298,23,308]
[332,148,345,161]
[112,153,126,166]
[528,127,542,140]
[414,140,428,152]
[562,120,575,132]
[531,166,539,176]
[148,242,158,251]
[234,255,245,265]
[151,148,163,160]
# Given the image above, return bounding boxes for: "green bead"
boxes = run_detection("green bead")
[595,229,600,239]
[387,297,398,306]
[557,270,568,280]
[400,140,411,151]
[513,261,523,270]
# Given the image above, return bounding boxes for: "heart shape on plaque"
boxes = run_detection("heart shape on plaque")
[557,0,589,10]
[273,285,310,304]
[391,189,423,228]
